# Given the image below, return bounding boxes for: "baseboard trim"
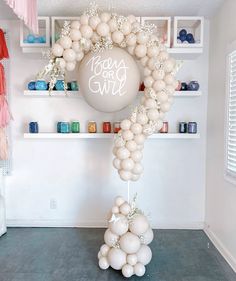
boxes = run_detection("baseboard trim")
[204,226,236,273]
[6,219,204,230]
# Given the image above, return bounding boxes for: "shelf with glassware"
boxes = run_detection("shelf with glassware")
[23,133,200,139]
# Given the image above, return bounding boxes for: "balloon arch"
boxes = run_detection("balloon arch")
[38,3,178,278]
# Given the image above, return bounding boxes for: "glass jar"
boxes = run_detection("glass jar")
[71,121,80,133]
[88,121,97,133]
[113,122,121,133]
[103,122,111,133]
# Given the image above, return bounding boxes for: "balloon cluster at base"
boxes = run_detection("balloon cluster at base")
[98,196,153,278]
[40,3,178,181]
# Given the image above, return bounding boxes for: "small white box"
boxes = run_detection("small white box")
[51,17,80,45]
[141,17,171,47]
[20,16,50,48]
[173,16,204,48]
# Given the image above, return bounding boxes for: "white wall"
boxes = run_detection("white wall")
[205,0,236,271]
[0,19,209,229]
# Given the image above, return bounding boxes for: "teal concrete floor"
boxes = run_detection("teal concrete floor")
[0,228,235,281]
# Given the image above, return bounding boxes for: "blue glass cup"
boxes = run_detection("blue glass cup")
[60,122,70,133]
[28,81,36,90]
[35,80,48,91]
[70,81,78,91]
[29,122,39,133]
[55,80,65,91]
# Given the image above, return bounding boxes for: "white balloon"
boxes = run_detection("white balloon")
[121,21,131,35]
[104,229,119,247]
[136,113,148,125]
[143,67,152,77]
[126,33,137,46]
[71,41,81,52]
[147,45,159,58]
[121,119,131,130]
[59,36,72,49]
[131,174,140,182]
[136,245,152,265]
[153,80,166,92]
[70,29,81,41]
[134,134,146,145]
[160,102,171,112]
[109,214,129,236]
[164,74,175,85]
[131,150,143,162]
[156,91,168,103]
[122,264,134,278]
[63,49,76,62]
[98,251,102,259]
[115,196,125,206]
[147,108,159,121]
[52,43,64,57]
[113,158,121,169]
[99,257,109,270]
[127,15,137,24]
[165,85,175,96]
[141,228,154,245]
[137,32,149,44]
[145,98,157,109]
[122,130,134,141]
[127,46,135,55]
[135,44,147,58]
[119,170,132,181]
[131,123,143,135]
[76,51,84,62]
[125,140,137,152]
[56,58,66,69]
[158,50,169,61]
[100,12,111,23]
[96,22,110,37]
[89,16,101,30]
[140,56,149,67]
[113,146,118,155]
[120,202,131,215]
[120,232,141,254]
[129,214,149,235]
[116,147,130,160]
[108,248,127,270]
[100,244,110,256]
[134,263,146,277]
[121,158,135,171]
[80,14,89,25]
[147,57,157,70]
[144,76,154,88]
[164,59,175,73]
[127,254,138,266]
[71,20,80,30]
[66,62,76,71]
[112,30,124,44]
[152,69,165,80]
[156,119,164,130]
[108,18,118,32]
[80,25,93,39]
[132,163,143,175]
[91,32,100,43]
[111,205,119,214]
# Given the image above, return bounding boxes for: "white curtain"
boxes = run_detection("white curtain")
[5,0,38,34]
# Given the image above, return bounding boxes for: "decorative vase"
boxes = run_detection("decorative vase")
[35,80,48,91]
[28,81,36,90]
[70,81,78,91]
[55,80,65,91]
[188,81,200,91]
[181,82,188,91]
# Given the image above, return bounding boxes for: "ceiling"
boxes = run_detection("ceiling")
[0,0,225,19]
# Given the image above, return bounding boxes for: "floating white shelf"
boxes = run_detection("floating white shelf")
[168,47,203,60]
[23,90,201,98]
[23,133,200,139]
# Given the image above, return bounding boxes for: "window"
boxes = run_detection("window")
[225,48,236,184]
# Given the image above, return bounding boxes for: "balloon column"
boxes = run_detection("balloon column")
[98,196,153,278]
[38,3,178,183]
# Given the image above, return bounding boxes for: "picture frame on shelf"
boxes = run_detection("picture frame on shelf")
[141,16,171,47]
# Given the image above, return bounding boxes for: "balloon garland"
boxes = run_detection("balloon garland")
[98,195,153,278]
[37,3,179,278]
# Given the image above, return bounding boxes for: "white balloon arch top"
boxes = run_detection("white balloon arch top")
[38,3,178,182]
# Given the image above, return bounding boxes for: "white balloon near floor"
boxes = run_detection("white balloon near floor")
[98,196,153,278]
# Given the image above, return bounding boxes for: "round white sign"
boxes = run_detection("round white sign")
[78,47,140,112]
